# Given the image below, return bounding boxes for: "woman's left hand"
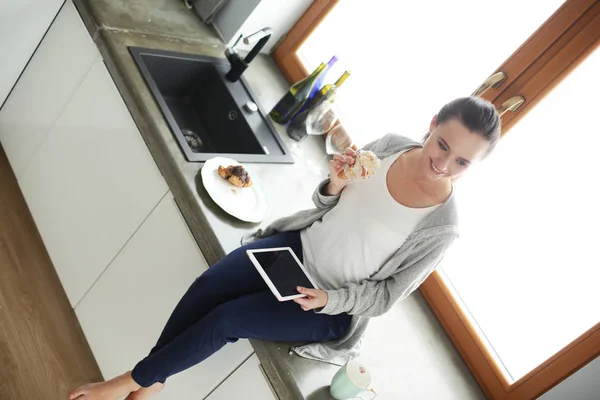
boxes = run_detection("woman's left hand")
[293,287,328,311]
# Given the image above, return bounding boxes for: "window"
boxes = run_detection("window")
[273,1,600,398]
[295,0,564,146]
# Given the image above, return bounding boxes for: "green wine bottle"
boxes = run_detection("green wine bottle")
[269,63,327,125]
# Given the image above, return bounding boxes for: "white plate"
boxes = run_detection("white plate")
[201,157,270,223]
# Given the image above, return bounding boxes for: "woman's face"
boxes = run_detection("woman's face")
[420,116,491,181]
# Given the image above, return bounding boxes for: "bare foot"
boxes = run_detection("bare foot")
[125,382,165,400]
[68,371,140,399]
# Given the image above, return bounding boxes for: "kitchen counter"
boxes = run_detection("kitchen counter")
[73,0,341,398]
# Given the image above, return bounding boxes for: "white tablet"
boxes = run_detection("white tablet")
[246,247,319,302]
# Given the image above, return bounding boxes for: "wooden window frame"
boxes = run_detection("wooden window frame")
[272,1,600,398]
[273,0,340,83]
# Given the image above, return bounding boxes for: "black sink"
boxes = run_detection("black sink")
[129,47,292,163]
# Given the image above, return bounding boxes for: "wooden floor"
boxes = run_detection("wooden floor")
[0,144,102,400]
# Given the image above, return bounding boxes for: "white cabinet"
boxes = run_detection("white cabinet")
[0,0,65,106]
[18,56,168,306]
[206,354,277,400]
[3,3,262,397]
[0,1,99,178]
[76,194,254,399]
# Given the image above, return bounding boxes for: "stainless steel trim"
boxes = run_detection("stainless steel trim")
[243,28,274,45]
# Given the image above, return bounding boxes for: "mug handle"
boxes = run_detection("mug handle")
[357,387,377,400]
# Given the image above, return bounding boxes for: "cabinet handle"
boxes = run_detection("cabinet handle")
[497,95,525,117]
[472,72,507,97]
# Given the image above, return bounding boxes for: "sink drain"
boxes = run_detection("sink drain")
[182,129,204,152]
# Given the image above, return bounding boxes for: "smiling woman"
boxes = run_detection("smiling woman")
[70,96,502,400]
[272,0,600,398]
[421,97,500,180]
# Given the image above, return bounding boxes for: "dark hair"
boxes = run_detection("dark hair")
[424,96,501,156]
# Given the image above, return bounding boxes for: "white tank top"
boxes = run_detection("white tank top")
[301,150,441,290]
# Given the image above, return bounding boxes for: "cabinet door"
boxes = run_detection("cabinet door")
[0,0,65,106]
[0,1,99,178]
[18,57,168,306]
[206,354,278,400]
[76,194,254,399]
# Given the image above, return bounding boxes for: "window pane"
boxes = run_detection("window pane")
[297,0,564,146]
[441,47,600,381]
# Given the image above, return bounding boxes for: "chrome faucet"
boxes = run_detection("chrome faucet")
[225,28,273,82]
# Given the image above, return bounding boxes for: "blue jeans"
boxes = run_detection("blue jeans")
[131,231,351,387]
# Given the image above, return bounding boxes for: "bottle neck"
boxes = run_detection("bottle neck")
[326,55,338,69]
[334,71,351,88]
[291,63,325,95]
[320,70,350,97]
[307,63,326,81]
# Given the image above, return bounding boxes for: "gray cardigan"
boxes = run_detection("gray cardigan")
[243,134,459,365]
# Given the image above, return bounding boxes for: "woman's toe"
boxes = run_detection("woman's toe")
[68,386,86,399]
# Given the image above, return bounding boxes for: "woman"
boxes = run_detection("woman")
[69,96,500,400]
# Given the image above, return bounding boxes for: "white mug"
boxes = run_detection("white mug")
[330,360,377,400]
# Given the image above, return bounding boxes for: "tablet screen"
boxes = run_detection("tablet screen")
[252,249,315,297]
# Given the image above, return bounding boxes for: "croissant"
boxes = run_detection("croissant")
[218,165,253,188]
[337,150,380,180]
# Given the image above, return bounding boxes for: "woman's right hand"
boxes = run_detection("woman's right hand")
[326,148,356,195]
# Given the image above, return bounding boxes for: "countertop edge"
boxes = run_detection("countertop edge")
[251,340,305,400]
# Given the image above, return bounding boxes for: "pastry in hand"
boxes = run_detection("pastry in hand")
[218,165,253,188]
[337,150,381,180]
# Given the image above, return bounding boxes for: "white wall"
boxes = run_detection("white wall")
[212,0,312,54]
[538,356,600,400]
[0,0,64,107]
[211,0,262,43]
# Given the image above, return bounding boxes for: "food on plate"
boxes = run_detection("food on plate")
[218,165,253,188]
[337,150,381,180]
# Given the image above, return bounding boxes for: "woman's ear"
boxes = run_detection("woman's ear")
[429,114,438,133]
